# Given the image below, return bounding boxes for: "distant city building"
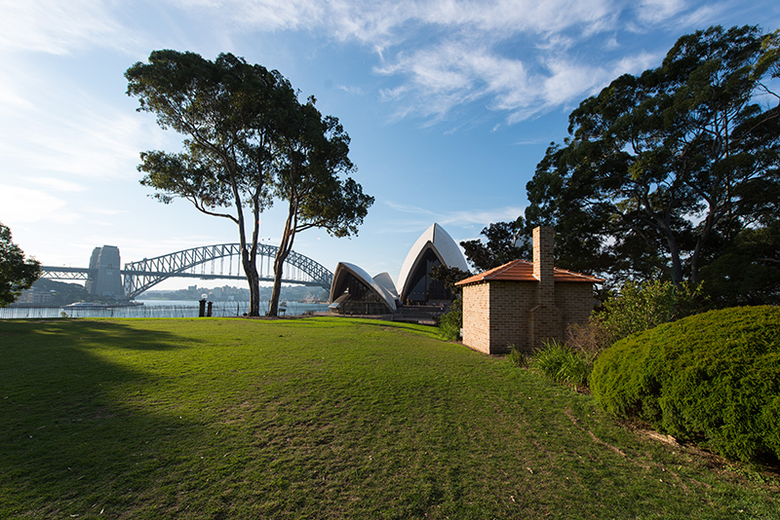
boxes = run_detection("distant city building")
[329,223,469,315]
[17,287,54,305]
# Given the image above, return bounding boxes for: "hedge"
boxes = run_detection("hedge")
[590,306,780,462]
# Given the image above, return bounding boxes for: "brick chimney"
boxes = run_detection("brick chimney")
[533,226,555,307]
[530,226,562,347]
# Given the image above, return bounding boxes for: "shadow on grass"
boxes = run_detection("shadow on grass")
[0,319,212,517]
[26,318,203,350]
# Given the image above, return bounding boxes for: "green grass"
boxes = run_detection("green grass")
[1,317,778,519]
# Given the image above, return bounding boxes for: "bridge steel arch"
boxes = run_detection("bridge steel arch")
[122,243,333,298]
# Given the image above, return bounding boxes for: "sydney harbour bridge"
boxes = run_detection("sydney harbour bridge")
[39,243,334,299]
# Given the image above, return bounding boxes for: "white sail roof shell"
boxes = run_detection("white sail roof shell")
[373,272,399,300]
[397,223,469,300]
[330,262,397,312]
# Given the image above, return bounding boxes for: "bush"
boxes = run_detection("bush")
[597,280,706,346]
[590,306,780,462]
[507,345,528,368]
[561,281,707,369]
[530,340,591,392]
[565,319,610,363]
[438,297,462,341]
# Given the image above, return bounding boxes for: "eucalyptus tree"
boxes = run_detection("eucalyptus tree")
[267,97,373,316]
[525,25,780,286]
[126,50,298,316]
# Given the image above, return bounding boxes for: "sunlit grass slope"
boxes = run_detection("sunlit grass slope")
[1,317,778,519]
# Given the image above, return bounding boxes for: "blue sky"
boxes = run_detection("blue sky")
[2,0,778,291]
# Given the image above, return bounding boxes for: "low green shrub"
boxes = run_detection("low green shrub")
[438,297,462,341]
[530,340,591,391]
[590,306,780,462]
[507,345,528,367]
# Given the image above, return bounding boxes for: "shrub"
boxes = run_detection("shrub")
[530,340,591,392]
[565,319,610,362]
[507,345,528,368]
[590,306,780,462]
[598,280,706,346]
[438,297,462,341]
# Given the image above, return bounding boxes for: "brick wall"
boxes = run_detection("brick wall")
[555,283,596,326]
[462,283,491,353]
[461,281,537,355]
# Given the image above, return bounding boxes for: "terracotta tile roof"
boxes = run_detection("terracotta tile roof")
[455,259,604,286]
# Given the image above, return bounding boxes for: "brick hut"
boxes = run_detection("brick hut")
[456,226,603,355]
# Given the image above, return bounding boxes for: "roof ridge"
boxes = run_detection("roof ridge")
[552,265,605,282]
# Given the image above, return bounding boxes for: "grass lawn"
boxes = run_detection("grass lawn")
[1,317,778,519]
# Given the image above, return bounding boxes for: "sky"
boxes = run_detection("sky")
[1,0,779,292]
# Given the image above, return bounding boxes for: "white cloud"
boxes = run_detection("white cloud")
[0,0,132,54]
[0,185,80,224]
[27,178,87,193]
[1,0,733,133]
[386,200,525,228]
[0,56,168,181]
[635,0,686,25]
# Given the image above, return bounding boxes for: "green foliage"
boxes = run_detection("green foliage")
[525,25,780,287]
[267,99,373,316]
[591,306,780,462]
[126,50,287,315]
[598,280,706,345]
[0,222,41,307]
[529,340,591,392]
[437,296,462,341]
[460,217,529,272]
[507,345,529,368]
[429,265,471,295]
[698,222,780,307]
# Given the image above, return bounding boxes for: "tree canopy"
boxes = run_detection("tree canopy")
[460,217,529,272]
[0,222,41,307]
[697,221,780,306]
[525,25,780,287]
[126,50,372,316]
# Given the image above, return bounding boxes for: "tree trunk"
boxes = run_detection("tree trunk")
[268,254,286,317]
[268,236,295,316]
[268,202,297,317]
[665,233,684,288]
[242,248,262,316]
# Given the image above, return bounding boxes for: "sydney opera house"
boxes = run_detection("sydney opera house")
[329,223,469,315]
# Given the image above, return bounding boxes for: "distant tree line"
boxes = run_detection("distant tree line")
[141,284,328,302]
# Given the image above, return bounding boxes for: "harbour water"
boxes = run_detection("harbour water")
[0,300,329,319]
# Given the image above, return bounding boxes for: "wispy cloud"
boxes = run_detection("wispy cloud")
[0,185,80,225]
[0,56,168,180]
[0,0,133,54]
[337,84,366,95]
[386,200,525,228]
[635,0,687,25]
[3,0,738,128]
[27,178,87,192]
